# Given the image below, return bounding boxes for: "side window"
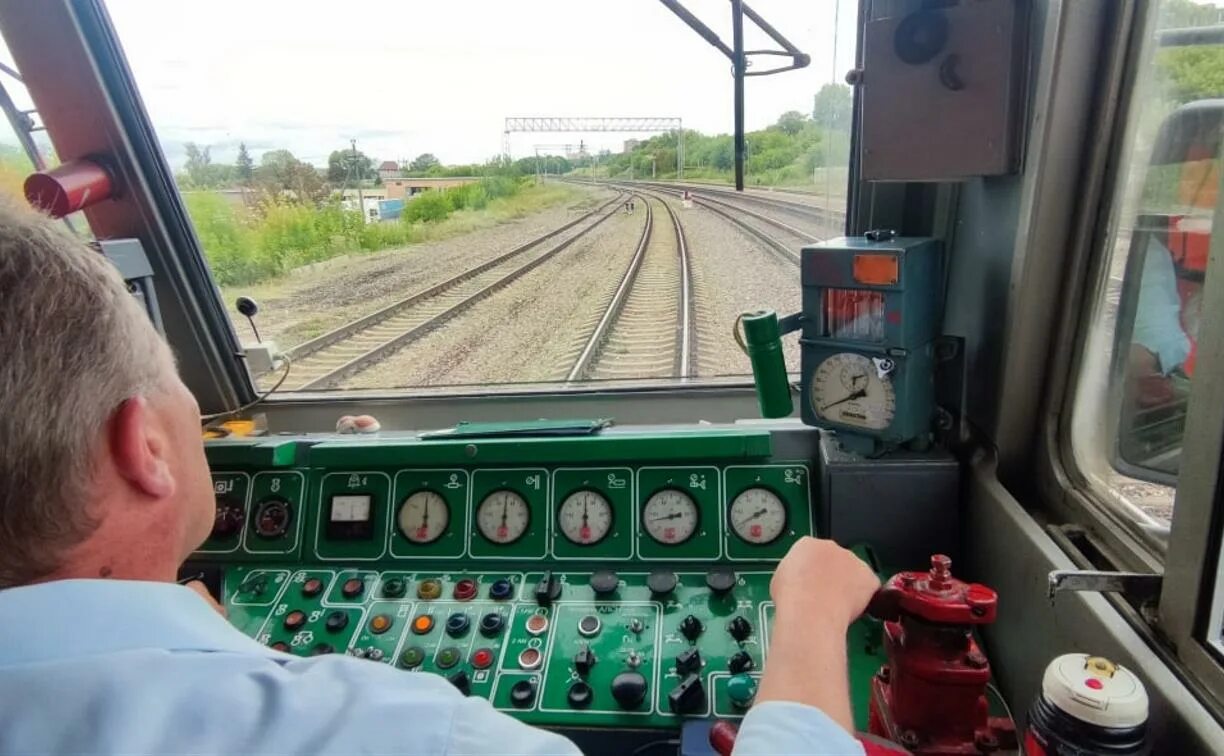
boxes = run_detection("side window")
[0,44,46,201]
[1068,1,1224,529]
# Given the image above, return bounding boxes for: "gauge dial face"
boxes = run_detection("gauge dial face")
[811,352,897,430]
[728,487,788,544]
[397,490,450,544]
[557,490,613,545]
[642,488,700,545]
[476,489,530,544]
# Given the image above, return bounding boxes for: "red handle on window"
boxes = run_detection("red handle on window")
[24,158,113,218]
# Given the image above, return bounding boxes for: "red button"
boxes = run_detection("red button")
[302,578,323,597]
[342,578,365,598]
[472,648,493,669]
[1084,678,1104,690]
[454,579,478,601]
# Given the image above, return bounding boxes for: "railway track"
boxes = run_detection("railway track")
[562,193,693,382]
[611,181,802,267]
[281,194,625,390]
[637,179,845,230]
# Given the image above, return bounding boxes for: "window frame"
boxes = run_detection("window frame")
[1038,0,1224,710]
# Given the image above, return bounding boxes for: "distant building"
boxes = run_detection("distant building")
[381,176,481,200]
[377,160,401,180]
[623,139,640,154]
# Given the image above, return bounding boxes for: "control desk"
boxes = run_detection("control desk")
[189,425,958,740]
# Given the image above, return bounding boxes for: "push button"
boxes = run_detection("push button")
[589,569,619,595]
[380,577,407,598]
[412,615,435,635]
[400,646,425,669]
[324,610,349,633]
[369,614,394,635]
[510,680,536,708]
[283,610,307,632]
[647,568,678,595]
[567,681,593,709]
[341,578,365,599]
[445,613,471,638]
[479,612,505,637]
[727,673,757,708]
[577,614,601,638]
[728,650,754,674]
[705,567,737,595]
[436,646,462,669]
[453,578,478,601]
[302,577,324,598]
[489,579,514,600]
[418,579,443,600]
[611,671,647,710]
[471,648,494,670]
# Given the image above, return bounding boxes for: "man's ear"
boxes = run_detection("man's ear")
[109,396,175,499]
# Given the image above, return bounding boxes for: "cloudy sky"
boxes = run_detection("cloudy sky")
[1,1,856,170]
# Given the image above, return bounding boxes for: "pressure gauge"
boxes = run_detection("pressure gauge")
[476,489,530,544]
[642,489,699,545]
[557,490,613,545]
[397,490,449,544]
[810,352,897,431]
[728,487,787,545]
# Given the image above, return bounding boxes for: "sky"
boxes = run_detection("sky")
[0,0,858,170]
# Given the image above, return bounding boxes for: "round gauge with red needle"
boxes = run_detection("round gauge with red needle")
[397,490,449,544]
[476,489,530,544]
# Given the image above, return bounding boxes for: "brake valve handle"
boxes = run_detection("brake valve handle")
[867,555,1015,754]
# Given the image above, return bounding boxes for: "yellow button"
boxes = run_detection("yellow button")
[418,579,442,600]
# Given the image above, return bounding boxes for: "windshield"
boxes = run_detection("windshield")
[107,0,855,394]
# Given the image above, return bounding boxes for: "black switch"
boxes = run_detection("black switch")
[573,645,597,676]
[448,669,471,696]
[324,610,349,633]
[611,671,648,710]
[705,567,737,595]
[675,647,702,675]
[646,568,678,595]
[445,612,471,637]
[589,569,619,595]
[510,680,536,708]
[479,612,505,637]
[567,681,594,709]
[728,650,755,674]
[534,571,562,606]
[667,673,706,715]
[727,615,753,642]
[679,614,704,641]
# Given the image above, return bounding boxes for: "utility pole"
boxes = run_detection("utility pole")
[731,0,746,191]
[350,138,365,221]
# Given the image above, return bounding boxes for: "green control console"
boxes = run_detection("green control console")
[192,427,886,733]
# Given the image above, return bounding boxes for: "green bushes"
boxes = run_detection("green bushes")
[185,175,532,287]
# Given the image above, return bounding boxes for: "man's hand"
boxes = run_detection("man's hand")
[184,580,227,618]
[770,537,880,630]
[757,537,881,734]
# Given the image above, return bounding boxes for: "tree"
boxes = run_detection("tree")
[1159,0,1224,29]
[184,142,212,186]
[235,143,254,183]
[409,153,440,172]
[812,83,853,131]
[775,110,808,136]
[327,148,374,184]
[253,149,326,204]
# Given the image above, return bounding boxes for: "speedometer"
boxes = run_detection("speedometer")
[810,352,897,430]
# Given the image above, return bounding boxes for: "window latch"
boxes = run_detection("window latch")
[1047,570,1163,605]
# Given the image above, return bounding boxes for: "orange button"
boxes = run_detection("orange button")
[412,615,435,635]
[370,614,393,635]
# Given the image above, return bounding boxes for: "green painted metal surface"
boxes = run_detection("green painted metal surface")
[223,568,884,731]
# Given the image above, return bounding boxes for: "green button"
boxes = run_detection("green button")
[727,674,757,708]
[382,578,406,598]
[400,646,425,669]
[437,646,462,669]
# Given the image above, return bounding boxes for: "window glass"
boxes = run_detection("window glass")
[105,0,856,393]
[0,40,50,200]
[1070,0,1224,528]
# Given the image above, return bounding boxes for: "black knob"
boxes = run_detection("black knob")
[679,614,704,641]
[479,612,505,637]
[236,296,260,317]
[510,680,536,708]
[534,571,562,606]
[667,673,706,715]
[381,577,406,598]
[611,671,648,710]
[705,567,737,595]
[647,568,678,595]
[448,669,471,696]
[573,645,597,676]
[211,496,245,539]
[567,681,594,709]
[728,650,755,674]
[589,569,619,595]
[324,610,349,633]
[675,647,702,675]
[445,613,471,637]
[727,615,753,642]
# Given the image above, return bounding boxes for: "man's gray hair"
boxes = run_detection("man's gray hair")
[0,198,168,586]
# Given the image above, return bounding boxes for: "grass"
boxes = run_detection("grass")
[217,181,583,306]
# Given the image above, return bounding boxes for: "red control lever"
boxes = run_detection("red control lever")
[865,555,1015,755]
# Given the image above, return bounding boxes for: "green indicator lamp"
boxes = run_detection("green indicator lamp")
[736,309,800,418]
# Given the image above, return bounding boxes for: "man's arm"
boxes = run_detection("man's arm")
[734,537,881,755]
